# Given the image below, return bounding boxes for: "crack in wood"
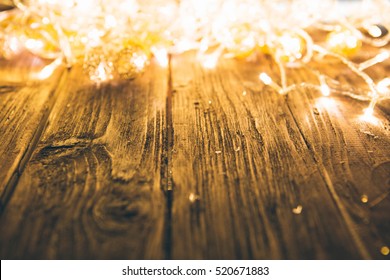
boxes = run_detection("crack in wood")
[161,54,174,260]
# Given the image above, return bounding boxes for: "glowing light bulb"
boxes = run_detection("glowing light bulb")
[95,62,112,83]
[259,73,272,85]
[104,15,117,29]
[151,46,169,68]
[319,76,331,97]
[377,78,390,95]
[115,46,149,79]
[360,107,379,124]
[316,97,337,112]
[198,46,223,69]
[214,22,257,58]
[1,35,22,59]
[25,38,44,51]
[381,246,390,256]
[200,54,219,69]
[259,72,283,93]
[320,84,331,97]
[132,53,148,72]
[35,57,63,80]
[359,51,390,70]
[363,107,374,118]
[365,24,388,39]
[368,25,383,38]
[1,0,389,88]
[327,28,361,56]
[272,31,307,64]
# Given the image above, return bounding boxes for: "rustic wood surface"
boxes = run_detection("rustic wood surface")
[0,50,389,259]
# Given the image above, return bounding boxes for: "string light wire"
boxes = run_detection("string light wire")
[0,0,389,118]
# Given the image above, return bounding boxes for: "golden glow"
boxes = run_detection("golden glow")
[259,72,284,93]
[381,246,390,256]
[36,57,62,80]
[0,0,388,118]
[320,84,331,97]
[88,61,113,84]
[199,52,220,69]
[326,29,361,56]
[259,73,272,85]
[25,39,44,51]
[277,32,305,63]
[97,63,110,82]
[315,97,338,114]
[361,195,368,204]
[359,51,390,70]
[368,25,383,38]
[359,107,379,125]
[104,15,117,29]
[292,205,303,215]
[363,107,374,118]
[320,76,331,97]
[188,193,200,203]
[152,47,169,68]
[132,54,148,72]
[377,78,390,95]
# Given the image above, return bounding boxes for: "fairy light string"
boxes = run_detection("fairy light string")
[0,0,389,117]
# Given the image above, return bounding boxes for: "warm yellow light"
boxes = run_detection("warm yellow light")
[376,78,390,95]
[7,36,22,56]
[320,84,331,97]
[25,39,44,52]
[359,107,379,125]
[1,0,389,100]
[104,15,117,29]
[198,49,221,69]
[381,246,390,256]
[36,57,63,80]
[359,51,390,70]
[315,97,337,114]
[132,54,148,72]
[278,33,304,62]
[292,205,303,214]
[42,17,50,24]
[368,25,383,38]
[152,47,169,68]
[363,107,374,118]
[361,195,368,203]
[96,62,110,82]
[259,73,272,85]
[259,72,284,93]
[327,29,361,56]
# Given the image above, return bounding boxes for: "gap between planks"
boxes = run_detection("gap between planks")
[161,54,175,259]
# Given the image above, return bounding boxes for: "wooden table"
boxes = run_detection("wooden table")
[0,49,389,260]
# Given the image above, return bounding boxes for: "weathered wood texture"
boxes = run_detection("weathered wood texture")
[0,54,63,206]
[0,61,168,259]
[169,53,390,259]
[0,51,389,259]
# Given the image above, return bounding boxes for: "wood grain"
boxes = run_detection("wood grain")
[0,51,389,260]
[169,53,390,259]
[0,54,63,208]
[0,61,169,259]
[286,69,390,259]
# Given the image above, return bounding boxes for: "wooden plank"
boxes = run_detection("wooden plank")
[0,54,63,208]
[285,69,390,259]
[0,61,168,259]
[169,53,388,259]
[0,2,14,12]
